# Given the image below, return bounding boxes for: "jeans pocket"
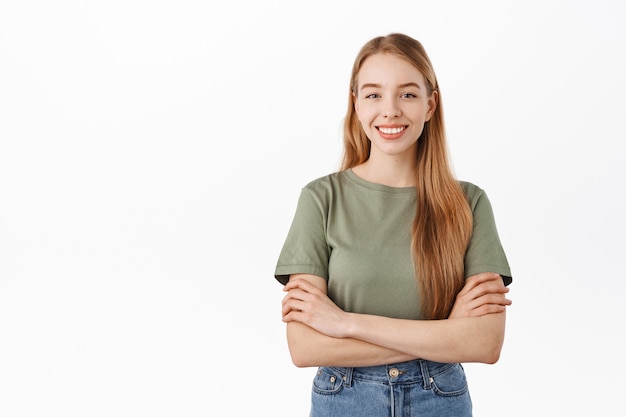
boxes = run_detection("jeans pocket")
[311,367,345,395]
[430,363,469,397]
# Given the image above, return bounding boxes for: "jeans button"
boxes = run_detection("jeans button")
[389,368,400,378]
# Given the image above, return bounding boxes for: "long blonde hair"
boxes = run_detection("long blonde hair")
[341,33,473,319]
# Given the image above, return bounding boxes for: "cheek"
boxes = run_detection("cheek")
[357,114,372,132]
[355,106,373,127]
[354,107,365,127]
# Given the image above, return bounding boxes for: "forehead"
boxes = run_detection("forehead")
[357,53,426,88]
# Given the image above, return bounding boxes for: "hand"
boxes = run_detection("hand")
[282,276,349,338]
[448,272,512,319]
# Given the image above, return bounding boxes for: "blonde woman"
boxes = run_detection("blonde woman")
[275,33,512,417]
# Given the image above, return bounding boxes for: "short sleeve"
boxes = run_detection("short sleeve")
[274,187,330,285]
[464,186,513,286]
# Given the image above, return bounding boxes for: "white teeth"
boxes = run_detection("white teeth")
[378,127,405,134]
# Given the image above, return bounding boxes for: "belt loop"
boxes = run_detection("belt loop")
[343,367,354,387]
[419,360,432,390]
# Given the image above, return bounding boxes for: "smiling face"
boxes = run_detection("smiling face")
[354,53,437,161]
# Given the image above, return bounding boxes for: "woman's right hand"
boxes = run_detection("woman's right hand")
[282,275,352,339]
[448,272,511,319]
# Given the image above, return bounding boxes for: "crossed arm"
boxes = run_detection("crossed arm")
[281,272,511,368]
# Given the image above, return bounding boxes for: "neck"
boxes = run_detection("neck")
[353,151,417,188]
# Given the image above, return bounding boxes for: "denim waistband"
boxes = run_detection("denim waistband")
[327,359,459,389]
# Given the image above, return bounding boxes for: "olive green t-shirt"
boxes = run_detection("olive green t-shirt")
[274,169,512,320]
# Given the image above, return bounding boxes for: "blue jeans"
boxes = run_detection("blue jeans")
[310,359,472,417]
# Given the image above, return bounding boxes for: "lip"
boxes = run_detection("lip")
[376,125,408,140]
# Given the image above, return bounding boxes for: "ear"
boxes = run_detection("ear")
[425,90,438,121]
[352,92,359,114]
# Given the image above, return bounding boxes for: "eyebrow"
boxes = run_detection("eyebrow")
[359,82,422,91]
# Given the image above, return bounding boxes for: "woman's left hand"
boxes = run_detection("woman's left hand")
[282,276,350,338]
[448,272,511,319]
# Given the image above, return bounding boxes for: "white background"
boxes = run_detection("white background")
[1,0,625,416]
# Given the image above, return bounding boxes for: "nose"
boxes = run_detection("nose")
[382,97,401,118]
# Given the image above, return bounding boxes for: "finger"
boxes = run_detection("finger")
[465,293,512,312]
[282,293,315,315]
[282,303,317,324]
[282,288,313,306]
[282,298,304,317]
[468,272,502,287]
[470,282,509,299]
[284,277,318,293]
[282,309,304,323]
[458,273,501,296]
[469,304,507,317]
[472,290,510,304]
[461,279,508,301]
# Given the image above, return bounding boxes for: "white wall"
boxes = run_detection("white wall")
[1,0,624,415]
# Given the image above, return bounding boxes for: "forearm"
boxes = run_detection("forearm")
[345,311,506,364]
[286,322,417,368]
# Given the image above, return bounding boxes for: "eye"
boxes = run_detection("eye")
[401,93,417,98]
[365,93,380,99]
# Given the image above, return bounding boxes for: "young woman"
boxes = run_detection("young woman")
[274,33,512,417]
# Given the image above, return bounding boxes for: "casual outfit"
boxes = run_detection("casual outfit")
[275,169,512,416]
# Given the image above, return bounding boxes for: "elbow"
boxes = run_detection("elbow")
[288,342,320,368]
[287,339,311,367]
[479,332,505,364]
[290,351,313,368]
[468,343,501,365]
[286,322,318,368]
[474,312,506,364]
[482,347,501,365]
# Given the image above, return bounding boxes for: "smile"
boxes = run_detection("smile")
[377,126,406,134]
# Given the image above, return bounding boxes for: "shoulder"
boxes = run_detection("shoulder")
[458,180,489,209]
[301,171,349,196]
[458,180,484,196]
[290,172,350,217]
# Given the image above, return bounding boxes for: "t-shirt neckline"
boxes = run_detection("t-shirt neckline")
[344,169,416,194]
